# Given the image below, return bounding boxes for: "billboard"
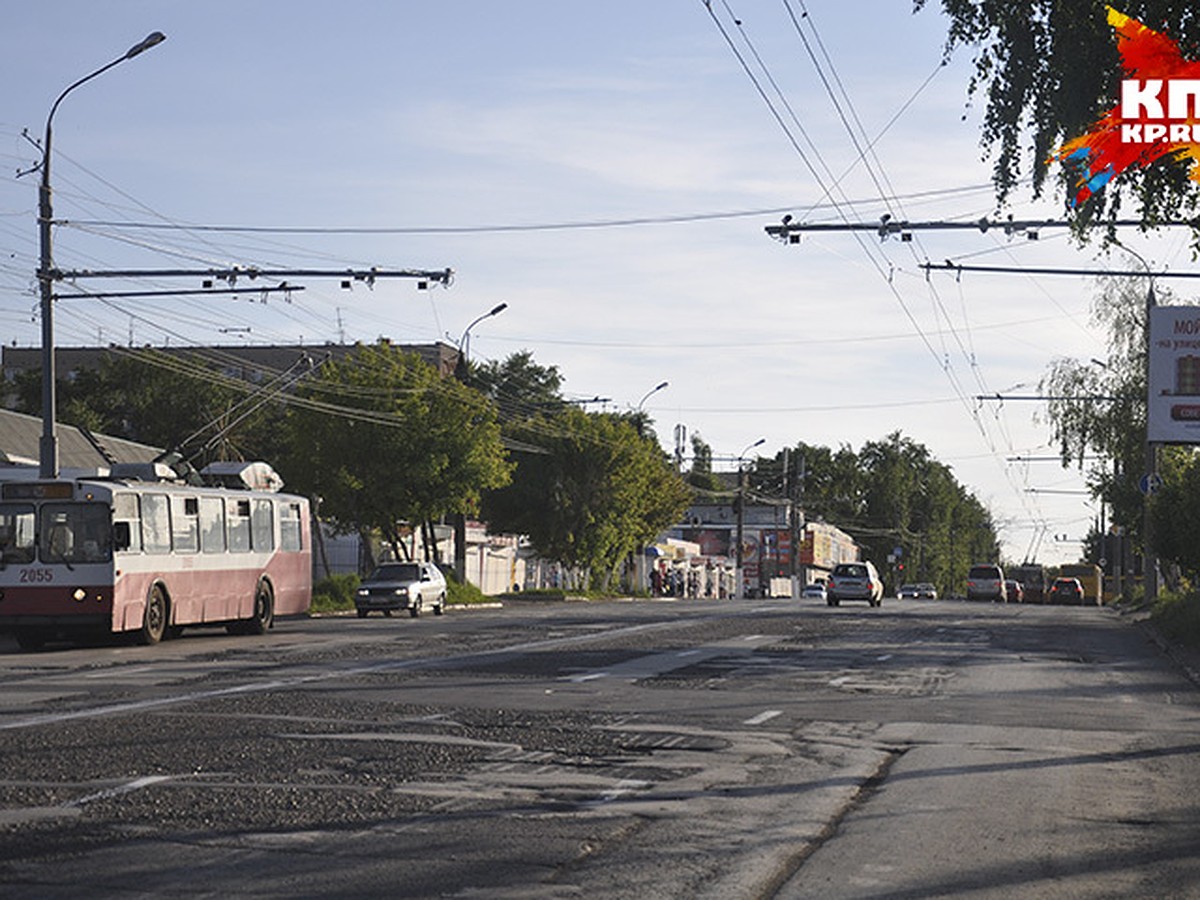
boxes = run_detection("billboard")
[1149,305,1200,444]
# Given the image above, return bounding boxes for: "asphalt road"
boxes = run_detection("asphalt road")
[0,596,1196,899]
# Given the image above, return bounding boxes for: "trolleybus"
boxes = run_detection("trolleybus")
[0,461,311,650]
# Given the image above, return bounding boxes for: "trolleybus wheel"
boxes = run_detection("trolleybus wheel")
[231,580,274,635]
[14,627,47,652]
[246,580,274,635]
[140,585,168,645]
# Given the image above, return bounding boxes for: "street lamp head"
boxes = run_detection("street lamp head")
[489,302,508,317]
[654,380,669,391]
[126,32,166,59]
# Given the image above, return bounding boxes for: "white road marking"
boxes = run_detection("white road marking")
[743,709,782,726]
[71,775,172,807]
[566,672,608,683]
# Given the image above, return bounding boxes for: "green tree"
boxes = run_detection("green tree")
[921,0,1200,233]
[687,433,724,493]
[1149,448,1200,586]
[281,342,511,560]
[482,406,691,588]
[467,350,563,412]
[1039,271,1161,557]
[765,433,998,595]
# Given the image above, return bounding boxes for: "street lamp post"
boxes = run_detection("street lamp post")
[734,437,766,600]
[453,303,507,583]
[455,302,507,380]
[37,31,166,478]
[637,381,669,412]
[635,381,668,438]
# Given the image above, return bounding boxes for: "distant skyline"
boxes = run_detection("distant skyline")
[1,2,1190,566]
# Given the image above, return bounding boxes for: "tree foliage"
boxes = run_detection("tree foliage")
[279,342,511,558]
[1039,271,1161,557]
[758,432,998,594]
[686,433,724,492]
[1149,448,1200,584]
[467,350,563,412]
[482,406,692,588]
[921,0,1200,232]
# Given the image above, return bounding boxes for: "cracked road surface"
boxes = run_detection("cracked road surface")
[0,597,1196,898]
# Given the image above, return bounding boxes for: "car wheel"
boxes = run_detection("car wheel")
[410,597,422,618]
[434,593,446,616]
[357,609,369,619]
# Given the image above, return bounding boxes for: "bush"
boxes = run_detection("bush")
[311,573,360,614]
[1151,591,1200,649]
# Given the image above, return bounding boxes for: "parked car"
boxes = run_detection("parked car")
[1047,576,1085,605]
[801,582,827,601]
[826,561,883,607]
[897,583,922,600]
[1005,580,1025,603]
[966,564,1007,602]
[355,561,447,618]
[915,582,938,600]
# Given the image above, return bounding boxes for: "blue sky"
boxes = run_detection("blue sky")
[2,2,1188,566]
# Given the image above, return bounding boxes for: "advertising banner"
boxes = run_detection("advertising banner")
[1148,305,1200,443]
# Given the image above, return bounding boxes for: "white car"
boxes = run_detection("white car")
[801,583,827,601]
[355,561,447,618]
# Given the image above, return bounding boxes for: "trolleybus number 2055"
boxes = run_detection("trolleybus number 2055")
[0,461,311,651]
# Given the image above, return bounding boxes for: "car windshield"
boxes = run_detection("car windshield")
[969,567,999,579]
[369,563,421,582]
[838,565,868,578]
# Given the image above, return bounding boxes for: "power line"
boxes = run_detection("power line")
[768,215,1199,243]
[922,261,1199,279]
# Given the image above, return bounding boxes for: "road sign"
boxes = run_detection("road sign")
[1139,473,1163,495]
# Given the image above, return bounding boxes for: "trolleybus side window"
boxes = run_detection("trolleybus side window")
[228,498,251,552]
[280,501,303,552]
[0,503,36,564]
[171,496,200,554]
[252,499,274,551]
[142,493,171,555]
[199,496,225,553]
[112,493,142,553]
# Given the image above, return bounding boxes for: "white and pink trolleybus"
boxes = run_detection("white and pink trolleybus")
[0,460,311,650]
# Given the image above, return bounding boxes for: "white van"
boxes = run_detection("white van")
[827,561,884,607]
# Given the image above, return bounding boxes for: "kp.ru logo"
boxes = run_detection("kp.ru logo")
[1051,7,1200,206]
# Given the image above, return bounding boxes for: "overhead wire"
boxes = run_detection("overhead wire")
[708,0,1055,549]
